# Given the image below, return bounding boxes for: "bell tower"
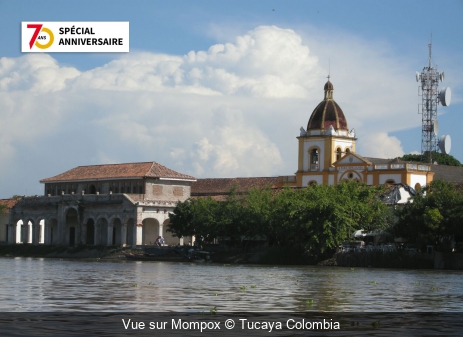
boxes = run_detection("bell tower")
[296,78,357,186]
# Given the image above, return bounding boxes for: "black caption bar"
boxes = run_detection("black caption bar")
[1,312,463,336]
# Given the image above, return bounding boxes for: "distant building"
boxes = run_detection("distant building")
[8,162,195,248]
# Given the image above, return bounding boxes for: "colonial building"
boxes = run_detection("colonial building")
[276,79,435,190]
[7,162,195,248]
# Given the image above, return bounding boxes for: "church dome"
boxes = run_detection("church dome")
[307,79,348,132]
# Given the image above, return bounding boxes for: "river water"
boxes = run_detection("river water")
[1,257,462,312]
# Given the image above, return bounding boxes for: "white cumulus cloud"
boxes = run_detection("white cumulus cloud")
[1,25,457,198]
[359,132,405,159]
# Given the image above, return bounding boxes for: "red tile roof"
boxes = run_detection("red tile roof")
[40,162,196,183]
[0,198,20,211]
[191,177,279,196]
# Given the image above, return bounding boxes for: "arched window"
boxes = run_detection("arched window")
[414,183,422,192]
[336,148,342,161]
[310,148,319,171]
[115,187,119,193]
[89,185,96,194]
[132,186,137,193]
[120,187,124,193]
[385,179,395,185]
[139,186,143,194]
[308,181,317,186]
[345,148,351,154]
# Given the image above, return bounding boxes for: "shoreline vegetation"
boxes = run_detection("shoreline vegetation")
[1,244,461,270]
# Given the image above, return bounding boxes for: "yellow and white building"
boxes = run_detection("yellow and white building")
[277,78,434,190]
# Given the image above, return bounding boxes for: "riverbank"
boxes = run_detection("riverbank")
[0,244,126,259]
[1,245,462,270]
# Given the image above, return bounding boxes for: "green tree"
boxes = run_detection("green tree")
[168,181,391,254]
[240,187,273,246]
[167,197,221,243]
[400,152,461,166]
[393,180,463,250]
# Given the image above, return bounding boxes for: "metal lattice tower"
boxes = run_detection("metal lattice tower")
[417,42,442,162]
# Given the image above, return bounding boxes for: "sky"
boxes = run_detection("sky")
[0,0,462,199]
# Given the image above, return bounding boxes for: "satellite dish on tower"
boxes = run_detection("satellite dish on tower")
[439,87,451,106]
[438,135,451,154]
[433,120,439,136]
[416,72,421,82]
[440,72,445,82]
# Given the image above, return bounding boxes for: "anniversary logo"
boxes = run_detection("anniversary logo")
[21,22,129,52]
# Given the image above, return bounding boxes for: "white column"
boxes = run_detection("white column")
[17,222,22,243]
[133,224,143,248]
[39,221,45,244]
[158,224,163,237]
[27,222,33,243]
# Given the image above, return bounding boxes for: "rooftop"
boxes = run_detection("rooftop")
[191,177,279,196]
[0,198,20,210]
[40,161,196,183]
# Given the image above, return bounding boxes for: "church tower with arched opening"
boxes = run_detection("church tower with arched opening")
[296,77,357,185]
[276,77,434,188]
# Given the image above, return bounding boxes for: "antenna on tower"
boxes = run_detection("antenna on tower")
[428,33,432,69]
[416,38,452,163]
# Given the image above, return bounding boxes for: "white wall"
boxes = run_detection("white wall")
[302,175,323,186]
[410,174,427,188]
[379,174,402,184]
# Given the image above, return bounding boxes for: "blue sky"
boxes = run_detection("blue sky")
[0,0,462,198]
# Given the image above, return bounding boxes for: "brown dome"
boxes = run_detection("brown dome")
[307,80,348,131]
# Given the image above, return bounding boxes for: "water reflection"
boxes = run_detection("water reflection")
[0,257,462,312]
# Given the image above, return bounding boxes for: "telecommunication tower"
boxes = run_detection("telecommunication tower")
[416,41,451,162]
